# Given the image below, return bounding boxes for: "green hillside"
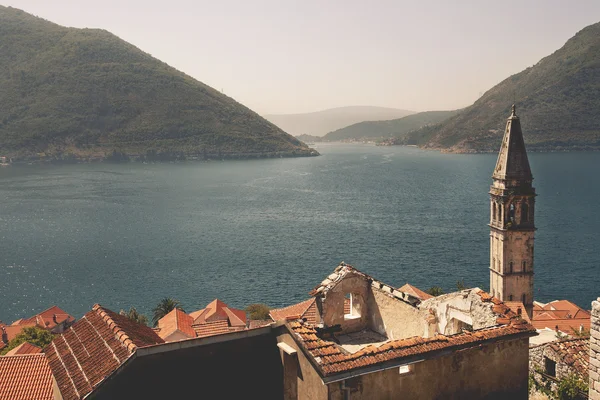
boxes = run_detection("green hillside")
[403,21,600,152]
[322,110,457,141]
[0,6,316,161]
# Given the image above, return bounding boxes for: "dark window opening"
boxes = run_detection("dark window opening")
[508,294,513,301]
[509,203,515,224]
[521,202,529,222]
[522,261,527,271]
[545,357,556,377]
[522,294,527,305]
[509,261,513,273]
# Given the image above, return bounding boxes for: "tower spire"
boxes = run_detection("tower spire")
[489,106,536,319]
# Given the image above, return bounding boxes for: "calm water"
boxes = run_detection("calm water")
[0,144,599,322]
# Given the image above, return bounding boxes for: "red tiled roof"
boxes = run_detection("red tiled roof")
[0,354,55,400]
[532,299,591,334]
[190,299,246,326]
[17,305,75,330]
[3,324,36,342]
[503,301,531,324]
[270,299,317,323]
[5,342,42,356]
[398,283,434,301]
[193,320,244,338]
[548,338,590,378]
[289,318,535,376]
[45,304,163,400]
[156,308,196,341]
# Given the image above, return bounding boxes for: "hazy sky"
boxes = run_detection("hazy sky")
[4,1,600,114]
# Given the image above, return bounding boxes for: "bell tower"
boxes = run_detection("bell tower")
[489,105,536,319]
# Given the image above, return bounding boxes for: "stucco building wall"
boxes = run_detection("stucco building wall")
[328,337,529,400]
[369,290,425,340]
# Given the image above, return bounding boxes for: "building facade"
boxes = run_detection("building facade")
[489,105,536,319]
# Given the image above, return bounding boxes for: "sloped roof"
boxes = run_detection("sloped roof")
[287,267,535,378]
[270,298,317,323]
[0,354,55,400]
[548,338,590,378]
[5,342,42,356]
[532,299,591,334]
[398,283,433,301]
[190,299,246,327]
[17,305,75,330]
[156,308,196,341]
[492,105,532,182]
[193,320,245,338]
[503,301,531,324]
[45,304,163,400]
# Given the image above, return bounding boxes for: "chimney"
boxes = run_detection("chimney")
[1,327,7,344]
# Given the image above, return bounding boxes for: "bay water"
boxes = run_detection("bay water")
[0,143,598,322]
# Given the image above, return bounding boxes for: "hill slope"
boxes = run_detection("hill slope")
[322,110,458,141]
[403,21,600,152]
[264,106,413,137]
[0,6,316,161]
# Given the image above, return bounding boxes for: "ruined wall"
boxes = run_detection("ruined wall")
[277,331,328,400]
[529,343,583,383]
[369,289,424,340]
[320,275,370,334]
[419,290,497,335]
[589,298,600,399]
[328,337,530,400]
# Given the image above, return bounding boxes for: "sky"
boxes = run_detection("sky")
[3,0,600,114]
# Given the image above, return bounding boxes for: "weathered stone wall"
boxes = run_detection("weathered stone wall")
[327,337,530,400]
[368,289,424,340]
[320,274,370,334]
[589,298,600,399]
[530,343,577,383]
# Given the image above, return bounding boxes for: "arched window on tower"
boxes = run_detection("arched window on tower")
[497,204,502,223]
[522,294,527,305]
[521,201,529,223]
[509,295,513,301]
[522,261,527,271]
[509,261,513,273]
[509,203,515,224]
[492,202,497,222]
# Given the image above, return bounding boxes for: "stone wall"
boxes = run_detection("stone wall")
[589,298,600,399]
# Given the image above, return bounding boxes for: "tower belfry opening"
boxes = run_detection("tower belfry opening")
[489,105,536,319]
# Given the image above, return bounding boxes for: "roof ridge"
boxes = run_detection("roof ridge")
[92,304,137,353]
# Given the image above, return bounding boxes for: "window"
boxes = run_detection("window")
[492,203,497,222]
[521,202,529,222]
[544,357,556,377]
[522,261,527,271]
[509,261,513,273]
[522,294,527,305]
[509,203,515,223]
[344,293,361,320]
[508,294,513,301]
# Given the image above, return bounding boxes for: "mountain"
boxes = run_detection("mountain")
[402,21,600,152]
[322,110,458,142]
[264,106,414,137]
[296,134,323,143]
[0,6,316,161]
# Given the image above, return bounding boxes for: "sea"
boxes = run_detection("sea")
[0,143,599,322]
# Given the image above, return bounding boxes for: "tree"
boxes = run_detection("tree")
[246,304,270,320]
[556,373,587,400]
[426,286,445,296]
[152,298,184,327]
[456,280,467,291]
[120,306,149,326]
[0,326,54,355]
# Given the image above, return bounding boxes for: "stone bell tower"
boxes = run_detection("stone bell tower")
[489,105,536,319]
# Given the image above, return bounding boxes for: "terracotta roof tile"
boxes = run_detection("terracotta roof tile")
[45,304,163,400]
[398,283,434,301]
[193,320,240,338]
[532,299,591,334]
[270,299,317,323]
[156,308,196,341]
[5,342,42,356]
[3,323,36,342]
[0,354,55,400]
[189,299,246,326]
[546,338,590,379]
[289,291,536,377]
[18,305,75,331]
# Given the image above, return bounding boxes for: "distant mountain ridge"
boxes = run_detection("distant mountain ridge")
[322,110,458,142]
[0,6,316,161]
[401,21,600,152]
[264,106,413,137]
